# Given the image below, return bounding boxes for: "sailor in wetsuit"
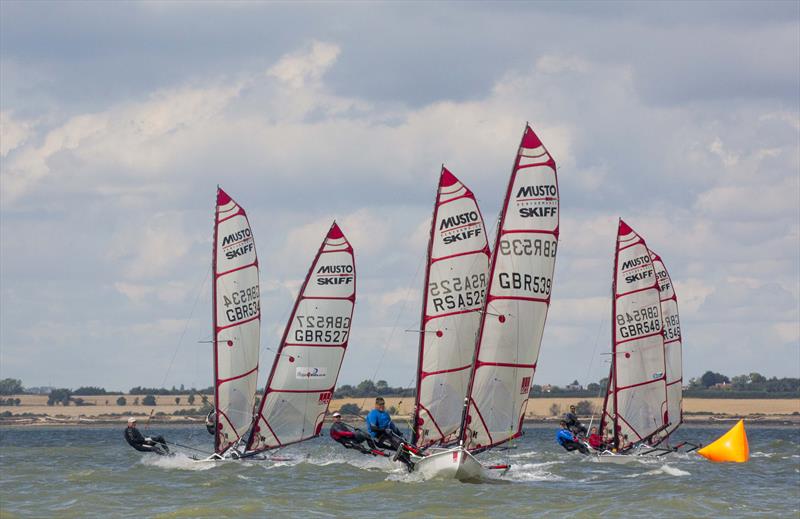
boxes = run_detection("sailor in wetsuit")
[329,412,380,454]
[563,405,587,436]
[556,420,589,454]
[366,397,415,470]
[124,417,170,455]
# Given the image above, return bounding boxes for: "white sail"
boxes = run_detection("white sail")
[650,249,682,439]
[213,187,261,454]
[460,124,559,452]
[412,167,490,448]
[247,223,355,452]
[601,220,667,449]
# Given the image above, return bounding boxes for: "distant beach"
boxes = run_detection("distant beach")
[2,394,797,427]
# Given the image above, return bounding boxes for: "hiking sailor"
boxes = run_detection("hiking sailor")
[563,404,587,436]
[330,412,382,455]
[124,417,170,455]
[556,420,589,454]
[366,397,415,470]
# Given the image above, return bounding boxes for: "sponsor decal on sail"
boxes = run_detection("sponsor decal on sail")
[296,366,328,379]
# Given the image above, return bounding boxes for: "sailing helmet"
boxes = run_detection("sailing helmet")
[128,417,137,424]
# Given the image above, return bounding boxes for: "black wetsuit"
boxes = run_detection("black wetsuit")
[124,427,169,455]
[563,411,587,436]
[330,422,378,454]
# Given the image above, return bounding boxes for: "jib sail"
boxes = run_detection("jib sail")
[212,187,261,454]
[412,167,490,448]
[460,124,560,452]
[600,220,668,450]
[246,222,355,452]
[650,249,682,440]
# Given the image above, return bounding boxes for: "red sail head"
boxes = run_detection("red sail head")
[618,218,634,237]
[440,166,459,187]
[217,188,232,207]
[521,125,543,149]
[328,222,344,240]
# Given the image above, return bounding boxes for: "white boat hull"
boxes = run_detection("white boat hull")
[592,452,644,464]
[411,447,486,481]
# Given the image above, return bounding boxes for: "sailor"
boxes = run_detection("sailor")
[556,420,589,454]
[366,397,415,470]
[587,426,605,451]
[329,412,380,454]
[124,417,170,455]
[563,405,587,436]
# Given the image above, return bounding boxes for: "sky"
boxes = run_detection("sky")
[1,1,798,392]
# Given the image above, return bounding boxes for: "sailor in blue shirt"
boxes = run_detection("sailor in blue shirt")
[366,397,414,469]
[556,420,589,454]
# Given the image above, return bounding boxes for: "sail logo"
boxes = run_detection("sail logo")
[620,255,651,271]
[520,376,531,395]
[652,371,664,380]
[318,391,333,404]
[439,211,479,230]
[296,367,327,379]
[221,228,254,260]
[516,185,557,198]
[316,264,354,285]
[625,270,653,284]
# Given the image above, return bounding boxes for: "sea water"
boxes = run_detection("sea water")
[0,424,797,518]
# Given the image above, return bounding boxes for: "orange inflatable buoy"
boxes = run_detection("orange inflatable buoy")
[697,419,749,463]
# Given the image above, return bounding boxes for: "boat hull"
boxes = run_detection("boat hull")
[412,447,485,481]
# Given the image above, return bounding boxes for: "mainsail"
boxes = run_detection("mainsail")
[212,187,261,454]
[246,222,355,452]
[412,167,490,448]
[650,249,682,439]
[600,220,668,449]
[459,124,559,452]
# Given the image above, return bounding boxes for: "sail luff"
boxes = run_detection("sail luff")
[411,168,443,447]
[212,187,221,454]
[459,124,559,452]
[247,222,355,452]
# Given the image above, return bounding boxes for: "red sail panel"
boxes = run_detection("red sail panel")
[650,249,683,440]
[600,219,668,450]
[460,124,560,452]
[412,167,490,448]
[213,187,261,454]
[246,222,355,452]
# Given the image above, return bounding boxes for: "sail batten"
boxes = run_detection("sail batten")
[246,222,355,453]
[212,187,261,455]
[412,167,490,448]
[459,124,560,452]
[600,220,668,450]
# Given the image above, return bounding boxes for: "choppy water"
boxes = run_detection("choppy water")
[0,424,798,518]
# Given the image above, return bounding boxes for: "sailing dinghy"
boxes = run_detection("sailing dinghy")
[407,166,490,478]
[206,187,262,459]
[198,190,356,461]
[410,124,560,480]
[245,222,356,456]
[592,220,695,463]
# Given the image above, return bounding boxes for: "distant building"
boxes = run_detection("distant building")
[542,384,553,393]
[25,386,55,394]
[712,382,731,390]
[566,382,583,391]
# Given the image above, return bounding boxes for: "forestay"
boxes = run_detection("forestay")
[246,223,355,452]
[601,220,667,449]
[460,124,559,452]
[650,249,682,439]
[412,167,490,448]
[213,187,261,454]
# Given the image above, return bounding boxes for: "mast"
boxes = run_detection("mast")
[458,123,560,452]
[212,187,261,454]
[212,187,220,454]
[411,167,490,448]
[246,222,355,452]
